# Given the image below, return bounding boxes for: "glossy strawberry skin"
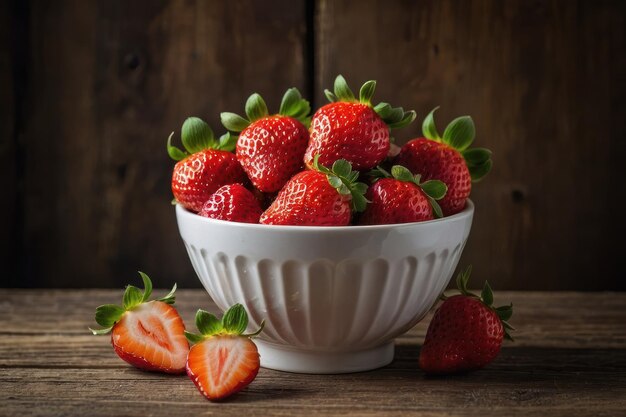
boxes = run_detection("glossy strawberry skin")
[111,301,189,374]
[186,335,260,401]
[198,184,262,224]
[237,115,309,193]
[395,138,471,216]
[260,170,352,226]
[358,178,433,225]
[419,295,504,374]
[304,102,389,171]
[172,150,247,213]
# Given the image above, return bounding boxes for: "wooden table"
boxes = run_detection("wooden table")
[1,290,625,416]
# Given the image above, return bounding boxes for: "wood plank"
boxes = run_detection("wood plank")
[2,290,625,348]
[0,0,20,287]
[19,0,307,288]
[0,290,625,416]
[0,351,624,416]
[315,0,626,290]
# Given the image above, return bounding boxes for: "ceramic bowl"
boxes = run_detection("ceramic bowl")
[175,200,474,374]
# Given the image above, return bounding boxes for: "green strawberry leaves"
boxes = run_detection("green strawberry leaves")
[245,93,269,122]
[279,88,311,125]
[313,155,370,212]
[90,272,177,335]
[181,117,215,153]
[446,265,515,341]
[422,107,440,140]
[185,303,264,344]
[422,107,492,183]
[384,165,447,218]
[221,88,311,133]
[324,75,416,130]
[443,116,475,151]
[220,112,250,132]
[167,117,236,161]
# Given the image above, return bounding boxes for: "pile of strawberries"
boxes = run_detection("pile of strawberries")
[168,75,492,225]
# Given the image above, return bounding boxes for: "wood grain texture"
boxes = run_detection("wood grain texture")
[0,0,19,287]
[0,290,625,416]
[14,0,307,288]
[316,0,626,290]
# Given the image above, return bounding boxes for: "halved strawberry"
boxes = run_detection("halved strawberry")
[185,304,264,401]
[221,88,310,193]
[168,117,247,212]
[90,272,189,374]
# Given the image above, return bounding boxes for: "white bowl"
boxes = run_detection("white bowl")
[176,201,474,374]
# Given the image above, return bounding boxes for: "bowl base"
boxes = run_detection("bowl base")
[256,340,395,374]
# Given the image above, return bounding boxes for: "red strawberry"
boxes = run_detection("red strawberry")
[168,117,247,212]
[90,272,189,374]
[221,88,310,193]
[358,165,446,225]
[304,75,416,171]
[185,304,263,401]
[260,157,368,226]
[419,266,514,374]
[198,184,262,224]
[395,108,492,216]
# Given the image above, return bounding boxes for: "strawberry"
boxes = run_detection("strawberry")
[358,165,447,225]
[419,266,514,374]
[90,272,189,374]
[168,117,247,212]
[221,88,310,193]
[198,184,262,224]
[304,75,416,171]
[395,108,492,216]
[260,156,368,226]
[185,304,264,401]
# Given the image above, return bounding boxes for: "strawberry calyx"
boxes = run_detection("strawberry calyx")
[324,75,416,130]
[220,88,311,133]
[443,265,515,341]
[167,117,236,161]
[184,304,264,344]
[370,165,447,218]
[313,155,369,212]
[421,107,493,182]
[89,272,177,335]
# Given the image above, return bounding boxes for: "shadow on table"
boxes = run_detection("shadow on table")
[382,344,626,382]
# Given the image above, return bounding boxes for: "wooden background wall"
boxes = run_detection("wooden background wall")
[2,0,625,290]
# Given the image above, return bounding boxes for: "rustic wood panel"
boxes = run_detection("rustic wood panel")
[15,0,307,288]
[0,1,19,287]
[316,0,626,290]
[0,290,625,416]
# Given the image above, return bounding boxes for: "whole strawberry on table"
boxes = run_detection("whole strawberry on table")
[419,266,514,374]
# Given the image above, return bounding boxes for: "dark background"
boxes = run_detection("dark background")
[1,0,625,290]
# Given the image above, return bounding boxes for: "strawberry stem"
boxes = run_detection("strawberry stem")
[89,272,178,335]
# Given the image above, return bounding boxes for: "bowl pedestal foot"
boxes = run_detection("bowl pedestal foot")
[256,340,395,374]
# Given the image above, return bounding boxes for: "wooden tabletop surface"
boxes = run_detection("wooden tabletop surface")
[1,289,625,416]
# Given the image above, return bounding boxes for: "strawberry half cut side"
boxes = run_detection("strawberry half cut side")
[89,272,189,374]
[185,304,264,401]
